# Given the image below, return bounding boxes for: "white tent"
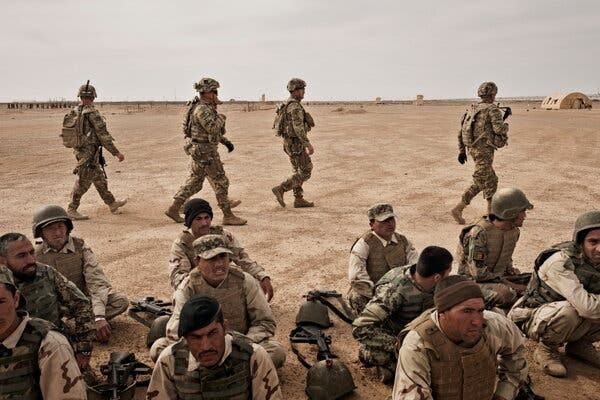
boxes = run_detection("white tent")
[541,92,592,110]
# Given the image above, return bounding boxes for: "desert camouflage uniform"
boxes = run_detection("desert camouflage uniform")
[16,263,95,354]
[174,99,231,210]
[151,267,285,368]
[146,333,282,400]
[457,216,520,308]
[168,227,268,290]
[69,104,121,209]
[393,310,527,400]
[458,102,508,204]
[0,312,87,399]
[35,235,129,319]
[352,265,434,373]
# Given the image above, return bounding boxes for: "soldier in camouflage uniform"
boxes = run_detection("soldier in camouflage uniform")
[457,188,534,309]
[271,78,316,208]
[451,81,509,225]
[165,78,246,226]
[0,266,87,399]
[147,296,282,400]
[352,246,452,384]
[509,211,600,378]
[168,198,274,301]
[348,204,419,314]
[67,82,127,220]
[0,233,96,371]
[32,205,129,343]
[150,235,285,369]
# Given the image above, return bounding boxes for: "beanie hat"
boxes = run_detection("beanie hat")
[183,198,213,228]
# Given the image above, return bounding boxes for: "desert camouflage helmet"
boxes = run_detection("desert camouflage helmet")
[306,359,356,399]
[573,211,600,243]
[287,78,306,92]
[194,77,220,93]
[490,188,533,220]
[32,205,73,238]
[477,81,498,97]
[78,82,97,99]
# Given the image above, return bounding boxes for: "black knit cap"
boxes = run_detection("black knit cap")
[178,296,221,337]
[183,198,213,228]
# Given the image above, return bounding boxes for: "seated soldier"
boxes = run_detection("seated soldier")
[168,198,273,301]
[352,246,452,384]
[147,296,282,399]
[348,203,419,314]
[32,205,128,342]
[457,188,533,309]
[151,235,285,368]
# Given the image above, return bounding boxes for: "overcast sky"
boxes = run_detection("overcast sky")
[1,0,599,102]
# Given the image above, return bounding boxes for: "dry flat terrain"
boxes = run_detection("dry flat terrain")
[1,101,599,399]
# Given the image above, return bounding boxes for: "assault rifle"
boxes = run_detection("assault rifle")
[499,106,512,120]
[289,325,336,368]
[88,352,152,400]
[98,146,107,178]
[129,297,173,347]
[305,290,356,324]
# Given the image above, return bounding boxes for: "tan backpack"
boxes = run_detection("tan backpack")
[60,109,84,148]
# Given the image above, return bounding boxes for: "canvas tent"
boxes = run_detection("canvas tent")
[541,92,592,110]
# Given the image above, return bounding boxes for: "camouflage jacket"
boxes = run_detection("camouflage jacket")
[283,97,311,145]
[74,104,120,164]
[458,102,508,153]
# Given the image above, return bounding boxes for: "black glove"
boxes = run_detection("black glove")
[225,141,235,153]
[458,152,467,164]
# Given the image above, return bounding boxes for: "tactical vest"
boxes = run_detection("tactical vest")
[458,217,519,277]
[521,241,600,308]
[413,317,496,400]
[172,333,253,400]
[18,264,61,326]
[0,318,54,400]
[178,227,226,265]
[188,103,219,146]
[35,237,87,295]
[359,231,408,284]
[188,268,249,334]
[461,103,503,149]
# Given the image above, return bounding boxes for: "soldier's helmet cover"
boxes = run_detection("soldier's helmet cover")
[477,81,498,97]
[573,211,600,243]
[490,188,533,220]
[32,205,73,238]
[78,83,97,99]
[306,359,356,399]
[287,78,307,92]
[194,78,220,93]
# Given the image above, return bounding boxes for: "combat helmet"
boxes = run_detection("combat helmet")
[78,81,97,99]
[295,300,332,328]
[573,211,600,243]
[477,81,498,97]
[194,77,220,93]
[32,205,73,238]
[490,188,533,220]
[306,358,356,400]
[287,78,306,92]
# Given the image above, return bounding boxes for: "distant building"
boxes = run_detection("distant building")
[541,92,592,110]
[414,94,424,106]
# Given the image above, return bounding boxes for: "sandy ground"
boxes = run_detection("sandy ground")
[1,101,599,399]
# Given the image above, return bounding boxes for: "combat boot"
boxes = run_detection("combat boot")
[294,197,314,208]
[534,343,567,377]
[165,199,185,223]
[67,207,89,221]
[108,199,127,214]
[222,209,247,225]
[229,199,242,209]
[450,201,467,224]
[271,185,286,207]
[566,340,600,368]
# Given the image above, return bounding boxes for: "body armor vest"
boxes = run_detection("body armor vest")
[360,231,408,284]
[189,103,219,148]
[172,333,253,400]
[188,268,249,334]
[18,264,61,326]
[413,317,496,400]
[35,237,87,295]
[178,227,227,265]
[458,217,519,277]
[521,241,600,308]
[0,318,54,400]
[461,103,497,148]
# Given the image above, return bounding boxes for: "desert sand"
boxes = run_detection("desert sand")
[1,100,598,399]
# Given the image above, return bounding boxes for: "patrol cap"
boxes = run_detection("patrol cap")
[192,234,233,260]
[434,275,483,313]
[0,266,27,309]
[183,198,213,228]
[367,203,396,222]
[178,296,222,337]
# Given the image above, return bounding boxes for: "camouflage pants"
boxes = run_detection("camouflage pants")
[348,287,372,315]
[174,149,230,211]
[70,162,115,208]
[480,282,517,310]
[462,144,498,204]
[354,325,398,373]
[279,138,313,198]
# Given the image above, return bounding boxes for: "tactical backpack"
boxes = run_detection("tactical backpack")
[182,97,200,138]
[272,102,290,137]
[61,108,84,148]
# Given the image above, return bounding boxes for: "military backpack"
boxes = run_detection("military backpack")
[61,108,84,148]
[272,101,291,137]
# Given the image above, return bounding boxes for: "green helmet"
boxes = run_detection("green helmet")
[490,188,533,220]
[477,81,498,97]
[573,211,600,243]
[287,78,306,92]
[32,205,73,238]
[306,359,356,399]
[194,77,220,93]
[295,300,332,328]
[78,82,97,99]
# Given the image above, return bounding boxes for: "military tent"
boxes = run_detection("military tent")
[541,92,592,110]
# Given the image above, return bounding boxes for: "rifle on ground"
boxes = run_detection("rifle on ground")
[305,290,356,324]
[290,325,336,368]
[129,297,173,347]
[499,106,512,120]
[87,352,152,400]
